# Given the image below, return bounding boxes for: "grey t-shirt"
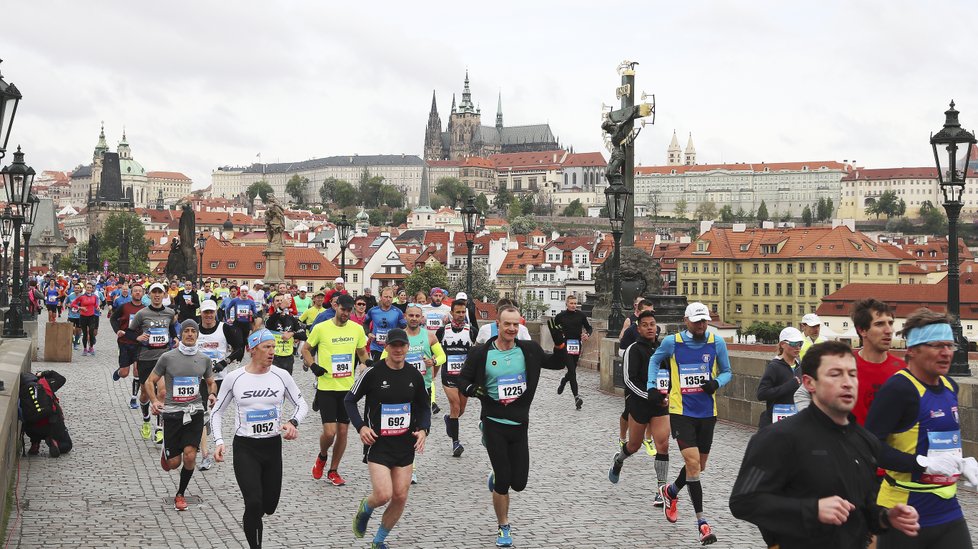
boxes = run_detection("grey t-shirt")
[153,348,213,414]
[132,305,177,363]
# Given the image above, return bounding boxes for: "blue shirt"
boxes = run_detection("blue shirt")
[112,295,131,309]
[224,297,260,325]
[364,306,407,352]
[310,307,337,329]
[648,329,732,418]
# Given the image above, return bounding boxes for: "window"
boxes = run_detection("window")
[877,264,883,275]
[764,283,770,296]
[255,262,263,270]
[835,262,842,273]
[351,273,358,282]
[735,282,742,295]
[691,282,698,295]
[712,303,718,313]
[752,304,759,314]
[835,283,842,291]
[312,264,319,270]
[888,264,894,276]
[776,263,782,274]
[775,283,782,296]
[810,282,817,296]
[210,261,218,269]
[787,304,793,315]
[551,291,561,300]
[692,264,698,273]
[753,264,759,274]
[823,262,830,274]
[712,263,719,273]
[227,262,236,269]
[753,283,759,296]
[786,264,793,274]
[823,283,830,296]
[682,282,689,295]
[712,282,718,295]
[736,304,743,313]
[682,263,688,273]
[763,304,770,314]
[701,284,708,296]
[799,263,805,274]
[811,262,817,273]
[786,283,793,296]
[776,305,782,315]
[735,264,742,274]
[702,262,709,273]
[764,264,770,274]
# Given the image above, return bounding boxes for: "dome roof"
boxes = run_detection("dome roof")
[120,157,146,177]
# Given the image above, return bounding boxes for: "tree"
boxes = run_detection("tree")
[801,205,814,226]
[562,199,586,217]
[100,211,150,273]
[247,180,274,204]
[379,184,404,209]
[333,180,359,208]
[743,321,785,344]
[430,195,446,210]
[694,201,717,221]
[865,190,904,219]
[404,262,449,298]
[285,175,309,205]
[448,264,500,304]
[475,193,490,215]
[391,209,409,227]
[319,177,342,205]
[919,201,948,234]
[360,175,385,209]
[507,200,523,222]
[886,216,916,234]
[509,216,537,234]
[673,198,688,219]
[735,206,750,221]
[756,200,769,223]
[780,212,791,223]
[434,177,471,208]
[493,187,513,213]
[718,205,735,223]
[648,191,661,221]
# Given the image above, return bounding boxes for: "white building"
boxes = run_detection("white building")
[838,167,946,221]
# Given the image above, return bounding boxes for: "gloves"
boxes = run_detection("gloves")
[309,363,327,377]
[700,380,720,395]
[547,318,565,346]
[464,384,487,398]
[916,453,960,477]
[211,359,228,373]
[363,359,375,369]
[647,390,666,407]
[960,456,978,487]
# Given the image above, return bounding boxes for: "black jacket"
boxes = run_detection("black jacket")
[755,356,802,428]
[729,404,887,549]
[458,337,565,425]
[622,336,660,402]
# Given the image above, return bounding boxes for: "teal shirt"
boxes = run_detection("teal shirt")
[485,343,527,425]
[406,330,434,389]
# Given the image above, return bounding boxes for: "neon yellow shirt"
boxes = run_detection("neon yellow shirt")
[306,319,367,391]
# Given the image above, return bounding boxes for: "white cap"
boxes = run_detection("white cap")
[455,292,468,301]
[200,300,219,312]
[149,283,166,293]
[334,277,345,284]
[802,313,821,326]
[240,284,250,292]
[253,279,264,286]
[779,326,804,343]
[684,302,711,322]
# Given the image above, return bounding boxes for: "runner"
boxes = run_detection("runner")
[616,299,657,455]
[323,277,347,305]
[212,328,308,549]
[298,292,326,327]
[347,328,430,549]
[459,308,567,548]
[175,280,200,324]
[421,288,451,332]
[555,294,592,410]
[131,283,179,443]
[436,299,478,457]
[43,280,61,323]
[70,282,100,356]
[145,320,217,511]
[476,298,532,344]
[225,284,262,341]
[197,299,246,470]
[364,287,407,362]
[110,284,146,409]
[294,288,312,317]
[301,294,370,487]
[866,309,977,548]
[755,327,803,428]
[351,297,369,326]
[798,313,827,359]
[648,302,732,545]
[264,294,306,375]
[730,341,921,547]
[609,310,670,509]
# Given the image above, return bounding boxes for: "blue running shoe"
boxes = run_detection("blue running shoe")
[609,452,623,484]
[496,524,513,547]
[487,471,495,493]
[112,369,121,382]
[353,497,371,538]
[129,396,138,409]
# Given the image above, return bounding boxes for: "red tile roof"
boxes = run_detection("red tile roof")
[147,171,191,180]
[681,226,901,261]
[841,167,937,181]
[497,249,545,276]
[818,281,978,320]
[636,161,850,176]
[462,157,494,169]
[201,239,339,280]
[490,150,566,170]
[561,152,606,167]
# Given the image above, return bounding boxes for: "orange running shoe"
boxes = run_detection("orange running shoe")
[312,456,326,479]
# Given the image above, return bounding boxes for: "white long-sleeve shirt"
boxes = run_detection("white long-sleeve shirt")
[211,366,308,446]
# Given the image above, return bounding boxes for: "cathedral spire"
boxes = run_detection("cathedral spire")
[94,121,109,158]
[429,90,438,115]
[451,93,456,114]
[667,129,682,166]
[684,132,696,165]
[459,70,475,114]
[495,90,503,130]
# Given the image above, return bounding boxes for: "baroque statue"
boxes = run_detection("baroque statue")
[265,194,285,249]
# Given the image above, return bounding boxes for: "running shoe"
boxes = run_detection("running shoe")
[112,369,121,382]
[160,449,171,471]
[80,349,87,356]
[28,442,39,455]
[660,484,679,523]
[327,470,346,486]
[352,497,371,538]
[72,343,78,351]
[154,429,164,444]
[431,401,441,415]
[698,520,717,545]
[643,438,655,456]
[140,421,152,440]
[575,396,584,410]
[452,441,464,458]
[411,472,418,485]
[312,456,326,479]
[653,492,664,508]
[557,378,567,395]
[608,452,623,484]
[174,494,188,511]
[487,471,495,492]
[46,438,60,458]
[200,456,214,471]
[129,396,138,409]
[89,348,96,357]
[496,524,513,547]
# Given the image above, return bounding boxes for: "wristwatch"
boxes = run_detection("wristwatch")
[289,418,299,427]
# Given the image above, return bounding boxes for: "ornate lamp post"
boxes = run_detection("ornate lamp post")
[21,193,37,320]
[1,146,35,337]
[605,179,632,335]
[461,196,480,310]
[118,220,130,275]
[0,206,11,308]
[0,60,22,162]
[931,100,976,377]
[196,232,207,287]
[337,213,352,281]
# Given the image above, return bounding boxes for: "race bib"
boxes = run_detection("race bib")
[567,339,581,355]
[236,304,252,321]
[148,327,170,348]
[331,353,353,378]
[678,363,711,394]
[656,369,670,394]
[172,376,199,403]
[374,329,388,344]
[46,294,57,304]
[426,313,443,330]
[381,403,410,436]
[772,404,797,423]
[407,352,425,375]
[246,408,279,436]
[921,430,963,485]
[128,313,136,326]
[446,354,465,374]
[183,295,192,304]
[497,373,526,404]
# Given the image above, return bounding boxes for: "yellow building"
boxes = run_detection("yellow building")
[676,223,901,329]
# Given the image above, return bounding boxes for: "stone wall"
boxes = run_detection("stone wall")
[0,339,33,538]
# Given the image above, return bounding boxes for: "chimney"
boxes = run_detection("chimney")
[732,223,747,233]
[761,221,775,229]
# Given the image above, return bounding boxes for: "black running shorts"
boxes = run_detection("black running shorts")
[365,436,415,469]
[162,411,204,460]
[669,414,716,454]
[316,390,350,424]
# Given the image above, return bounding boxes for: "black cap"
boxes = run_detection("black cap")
[385,328,409,345]
[336,294,355,309]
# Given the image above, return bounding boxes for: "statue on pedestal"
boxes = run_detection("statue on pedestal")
[265,195,285,249]
[165,203,197,280]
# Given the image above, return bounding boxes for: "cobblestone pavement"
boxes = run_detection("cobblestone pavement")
[6,316,978,548]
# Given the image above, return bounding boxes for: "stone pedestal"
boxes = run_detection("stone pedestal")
[263,246,286,286]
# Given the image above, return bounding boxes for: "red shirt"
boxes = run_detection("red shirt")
[70,294,100,317]
[852,350,906,426]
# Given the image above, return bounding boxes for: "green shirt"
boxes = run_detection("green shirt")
[406,330,433,389]
[485,343,527,425]
[294,296,312,315]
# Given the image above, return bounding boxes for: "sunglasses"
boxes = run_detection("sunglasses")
[785,341,803,348]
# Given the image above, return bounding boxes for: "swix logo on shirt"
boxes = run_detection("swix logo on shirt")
[242,389,280,399]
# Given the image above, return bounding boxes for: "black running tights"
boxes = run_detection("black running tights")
[561,354,580,397]
[233,435,283,549]
[79,315,97,348]
[484,420,529,495]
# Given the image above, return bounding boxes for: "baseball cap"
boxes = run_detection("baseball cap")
[298,288,307,293]
[149,283,166,293]
[802,313,821,327]
[200,300,219,312]
[684,302,711,322]
[385,328,409,345]
[455,292,468,301]
[779,326,804,343]
[336,294,355,309]
[253,279,264,286]
[334,277,345,284]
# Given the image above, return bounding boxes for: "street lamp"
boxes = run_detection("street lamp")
[337,213,352,281]
[461,196,479,311]
[196,232,208,287]
[605,178,632,334]
[0,60,22,161]
[21,193,37,320]
[1,146,35,337]
[931,100,976,377]
[118,220,130,275]
[0,206,11,308]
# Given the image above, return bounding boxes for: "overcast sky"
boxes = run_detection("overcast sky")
[5,1,977,189]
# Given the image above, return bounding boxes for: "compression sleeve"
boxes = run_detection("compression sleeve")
[714,336,733,387]
[647,336,676,392]
[431,342,447,367]
[864,375,924,474]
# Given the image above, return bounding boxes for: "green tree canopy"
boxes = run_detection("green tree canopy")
[404,262,449,298]
[802,205,814,226]
[379,184,404,209]
[247,180,274,204]
[493,187,513,213]
[448,264,500,304]
[744,321,785,344]
[562,199,586,217]
[435,177,471,209]
[333,180,359,208]
[475,193,490,215]
[673,198,688,219]
[865,190,905,219]
[718,205,735,223]
[319,177,342,205]
[100,211,150,273]
[756,200,769,223]
[285,175,309,205]
[509,215,537,234]
[360,175,386,209]
[694,201,717,221]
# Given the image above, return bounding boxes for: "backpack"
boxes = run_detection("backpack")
[19,373,59,425]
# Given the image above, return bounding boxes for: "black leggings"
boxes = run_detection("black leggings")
[79,315,97,348]
[233,436,283,549]
[561,354,580,397]
[484,420,529,495]
[878,517,971,549]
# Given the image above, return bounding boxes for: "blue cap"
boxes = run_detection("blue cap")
[247,329,276,349]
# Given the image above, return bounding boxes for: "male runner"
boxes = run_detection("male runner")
[799,313,826,360]
[649,302,732,545]
[299,292,325,326]
[225,285,262,341]
[555,294,592,410]
[421,288,451,332]
[145,320,217,511]
[348,328,430,549]
[459,308,567,548]
[866,309,977,548]
[265,294,306,374]
[617,299,657,455]
[66,282,83,349]
[436,299,477,457]
[175,280,201,324]
[131,283,178,443]
[197,299,246,470]
[365,287,407,362]
[110,284,146,409]
[294,288,312,317]
[301,294,370,487]
[212,328,308,549]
